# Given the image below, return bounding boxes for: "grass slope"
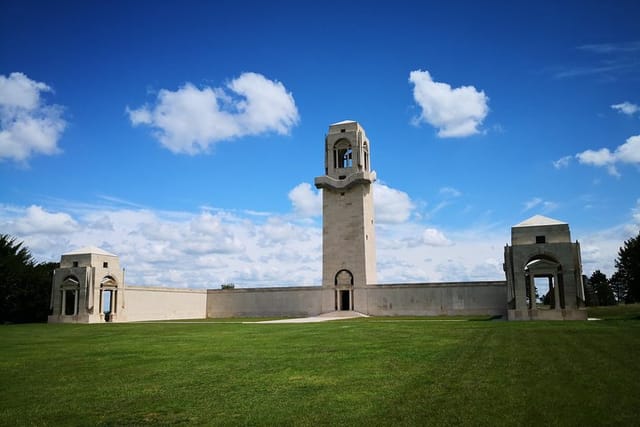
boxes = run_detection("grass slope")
[1,319,639,426]
[588,303,640,320]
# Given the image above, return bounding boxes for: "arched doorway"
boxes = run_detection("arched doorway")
[100,276,118,322]
[524,255,564,310]
[61,275,80,316]
[334,269,354,311]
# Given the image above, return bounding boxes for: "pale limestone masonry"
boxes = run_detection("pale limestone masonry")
[49,247,207,323]
[124,286,207,322]
[49,121,587,323]
[504,215,587,320]
[49,247,125,323]
[207,287,326,318]
[363,282,507,316]
[315,120,377,312]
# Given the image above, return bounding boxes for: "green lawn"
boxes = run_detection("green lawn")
[1,318,639,426]
[587,303,640,320]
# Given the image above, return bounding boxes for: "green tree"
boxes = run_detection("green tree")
[541,290,552,306]
[590,270,615,306]
[582,274,598,306]
[609,271,627,303]
[0,235,57,323]
[0,234,33,322]
[615,231,640,303]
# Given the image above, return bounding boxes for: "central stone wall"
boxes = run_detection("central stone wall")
[362,281,507,317]
[55,279,508,321]
[123,286,208,321]
[205,282,507,318]
[206,286,326,318]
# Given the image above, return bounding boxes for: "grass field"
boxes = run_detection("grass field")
[587,303,640,320]
[1,314,639,426]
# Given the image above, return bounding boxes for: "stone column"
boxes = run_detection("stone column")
[529,276,537,311]
[553,275,560,310]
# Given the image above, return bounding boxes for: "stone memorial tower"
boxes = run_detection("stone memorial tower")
[315,121,377,312]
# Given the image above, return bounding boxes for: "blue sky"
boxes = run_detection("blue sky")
[1,0,639,288]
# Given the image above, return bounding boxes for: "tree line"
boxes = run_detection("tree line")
[0,234,58,323]
[583,231,640,306]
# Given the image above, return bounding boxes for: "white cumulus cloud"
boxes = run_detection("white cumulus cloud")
[0,72,66,163]
[632,199,640,226]
[290,181,415,223]
[374,183,414,223]
[1,203,323,288]
[187,212,244,254]
[127,72,299,154]
[421,228,452,246]
[288,183,321,217]
[611,101,639,116]
[13,205,78,234]
[3,194,634,287]
[576,134,640,176]
[576,148,616,167]
[553,155,572,169]
[616,135,640,163]
[409,69,489,138]
[259,218,307,246]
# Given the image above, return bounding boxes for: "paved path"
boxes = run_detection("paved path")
[252,311,369,324]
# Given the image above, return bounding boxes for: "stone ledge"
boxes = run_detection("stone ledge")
[314,171,376,190]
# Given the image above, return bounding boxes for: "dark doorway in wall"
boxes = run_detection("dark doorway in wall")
[64,290,76,315]
[340,290,350,311]
[102,289,113,322]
